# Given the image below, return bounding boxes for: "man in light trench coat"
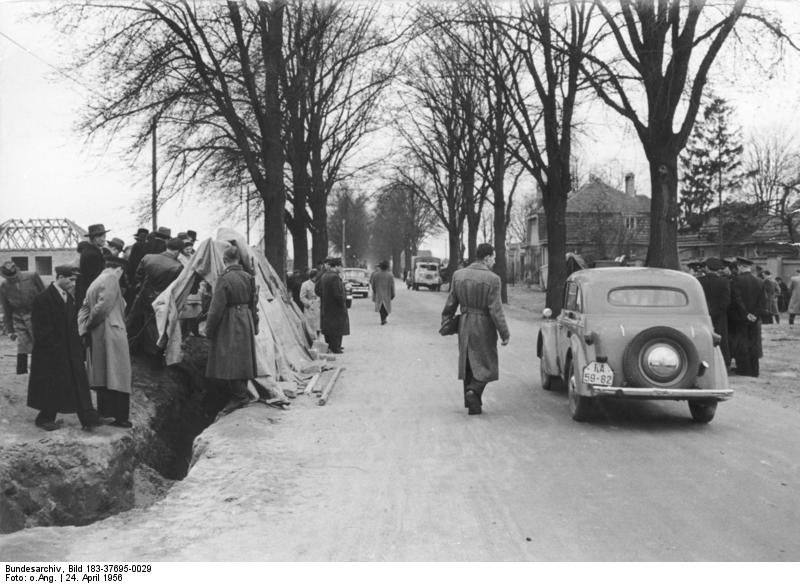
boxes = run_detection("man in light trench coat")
[78,256,133,428]
[370,260,395,325]
[441,243,510,415]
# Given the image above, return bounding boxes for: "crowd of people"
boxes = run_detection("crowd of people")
[1,221,407,430]
[688,256,800,378]
[0,224,211,432]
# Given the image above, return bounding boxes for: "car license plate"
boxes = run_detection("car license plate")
[583,362,614,386]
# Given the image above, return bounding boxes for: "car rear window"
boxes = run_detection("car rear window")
[607,286,689,307]
[419,264,439,271]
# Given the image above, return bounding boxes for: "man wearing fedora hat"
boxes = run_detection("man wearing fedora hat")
[729,256,767,377]
[106,237,125,258]
[698,257,732,368]
[144,226,171,255]
[1,261,45,374]
[78,256,133,428]
[75,223,109,309]
[28,265,102,431]
[314,257,349,354]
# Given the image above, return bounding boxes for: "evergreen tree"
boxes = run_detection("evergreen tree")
[679,95,744,237]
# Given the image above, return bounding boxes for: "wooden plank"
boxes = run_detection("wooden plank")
[302,372,321,395]
[317,367,344,406]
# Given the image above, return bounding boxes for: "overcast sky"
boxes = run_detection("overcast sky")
[2,0,800,259]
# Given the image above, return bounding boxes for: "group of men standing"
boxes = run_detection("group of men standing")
[0,223,201,432]
[693,256,800,378]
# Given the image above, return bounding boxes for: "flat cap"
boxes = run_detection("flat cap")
[55,264,80,278]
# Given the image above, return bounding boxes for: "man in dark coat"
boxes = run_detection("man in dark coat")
[315,257,349,354]
[730,257,767,377]
[442,243,510,415]
[205,245,258,415]
[1,261,45,374]
[371,260,395,325]
[75,223,110,310]
[27,265,101,431]
[127,237,184,358]
[699,257,732,368]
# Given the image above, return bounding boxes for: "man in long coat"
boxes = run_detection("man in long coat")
[441,243,510,415]
[315,257,349,354]
[205,245,258,414]
[730,257,767,377]
[1,261,45,374]
[371,260,395,325]
[75,223,109,309]
[78,256,133,428]
[27,265,101,431]
[698,257,732,368]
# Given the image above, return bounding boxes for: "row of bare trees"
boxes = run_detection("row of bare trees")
[44,1,796,312]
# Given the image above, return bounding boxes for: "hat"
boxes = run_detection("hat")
[1,261,18,277]
[687,261,704,270]
[186,230,197,242]
[704,257,724,271]
[87,223,109,238]
[166,237,185,251]
[105,256,129,270]
[177,232,188,240]
[736,256,754,266]
[133,228,149,238]
[108,237,125,251]
[153,227,171,240]
[325,256,342,267]
[54,264,80,278]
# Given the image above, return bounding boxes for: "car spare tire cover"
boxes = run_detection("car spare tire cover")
[622,326,700,389]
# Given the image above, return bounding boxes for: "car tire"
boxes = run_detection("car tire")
[689,400,717,424]
[540,358,561,391]
[567,358,593,421]
[622,326,700,389]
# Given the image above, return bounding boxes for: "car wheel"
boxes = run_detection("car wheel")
[622,326,700,389]
[540,358,561,391]
[567,359,593,421]
[689,400,717,424]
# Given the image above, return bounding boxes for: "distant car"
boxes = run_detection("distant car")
[342,268,369,298]
[537,267,733,423]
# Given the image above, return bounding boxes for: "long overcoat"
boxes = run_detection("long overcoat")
[788,274,800,314]
[730,271,767,361]
[371,270,395,314]
[315,270,350,337]
[442,262,510,383]
[27,284,93,413]
[1,271,44,353]
[299,279,320,333]
[699,273,731,364]
[78,270,132,393]
[205,264,258,380]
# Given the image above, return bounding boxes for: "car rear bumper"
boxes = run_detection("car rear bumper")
[589,386,734,401]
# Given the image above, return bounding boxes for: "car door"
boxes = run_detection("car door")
[556,280,583,368]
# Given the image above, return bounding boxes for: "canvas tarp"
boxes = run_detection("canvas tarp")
[153,228,317,390]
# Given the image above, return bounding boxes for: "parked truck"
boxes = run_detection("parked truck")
[409,255,443,291]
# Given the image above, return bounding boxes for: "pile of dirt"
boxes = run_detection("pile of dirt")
[0,335,226,534]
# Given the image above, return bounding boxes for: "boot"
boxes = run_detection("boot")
[16,353,28,375]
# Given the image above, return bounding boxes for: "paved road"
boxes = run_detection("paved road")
[2,281,799,561]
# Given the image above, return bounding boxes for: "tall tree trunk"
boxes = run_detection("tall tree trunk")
[262,2,287,275]
[447,229,461,284]
[644,148,680,269]
[543,185,568,314]
[391,248,402,278]
[288,140,311,271]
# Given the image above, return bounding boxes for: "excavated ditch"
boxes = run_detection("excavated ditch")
[0,337,228,534]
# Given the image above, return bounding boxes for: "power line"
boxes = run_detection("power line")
[0,28,103,98]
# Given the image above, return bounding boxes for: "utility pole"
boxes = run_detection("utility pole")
[151,120,158,231]
[342,217,346,268]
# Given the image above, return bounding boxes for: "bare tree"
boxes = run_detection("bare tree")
[744,129,800,241]
[581,0,796,268]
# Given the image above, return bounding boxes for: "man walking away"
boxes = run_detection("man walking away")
[1,261,45,374]
[315,257,350,354]
[371,260,395,325]
[205,245,258,415]
[78,256,133,428]
[442,243,510,415]
[28,265,101,431]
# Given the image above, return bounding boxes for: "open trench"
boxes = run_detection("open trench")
[0,337,228,534]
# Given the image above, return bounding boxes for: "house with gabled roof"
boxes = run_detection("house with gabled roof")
[0,218,84,284]
[523,173,651,285]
